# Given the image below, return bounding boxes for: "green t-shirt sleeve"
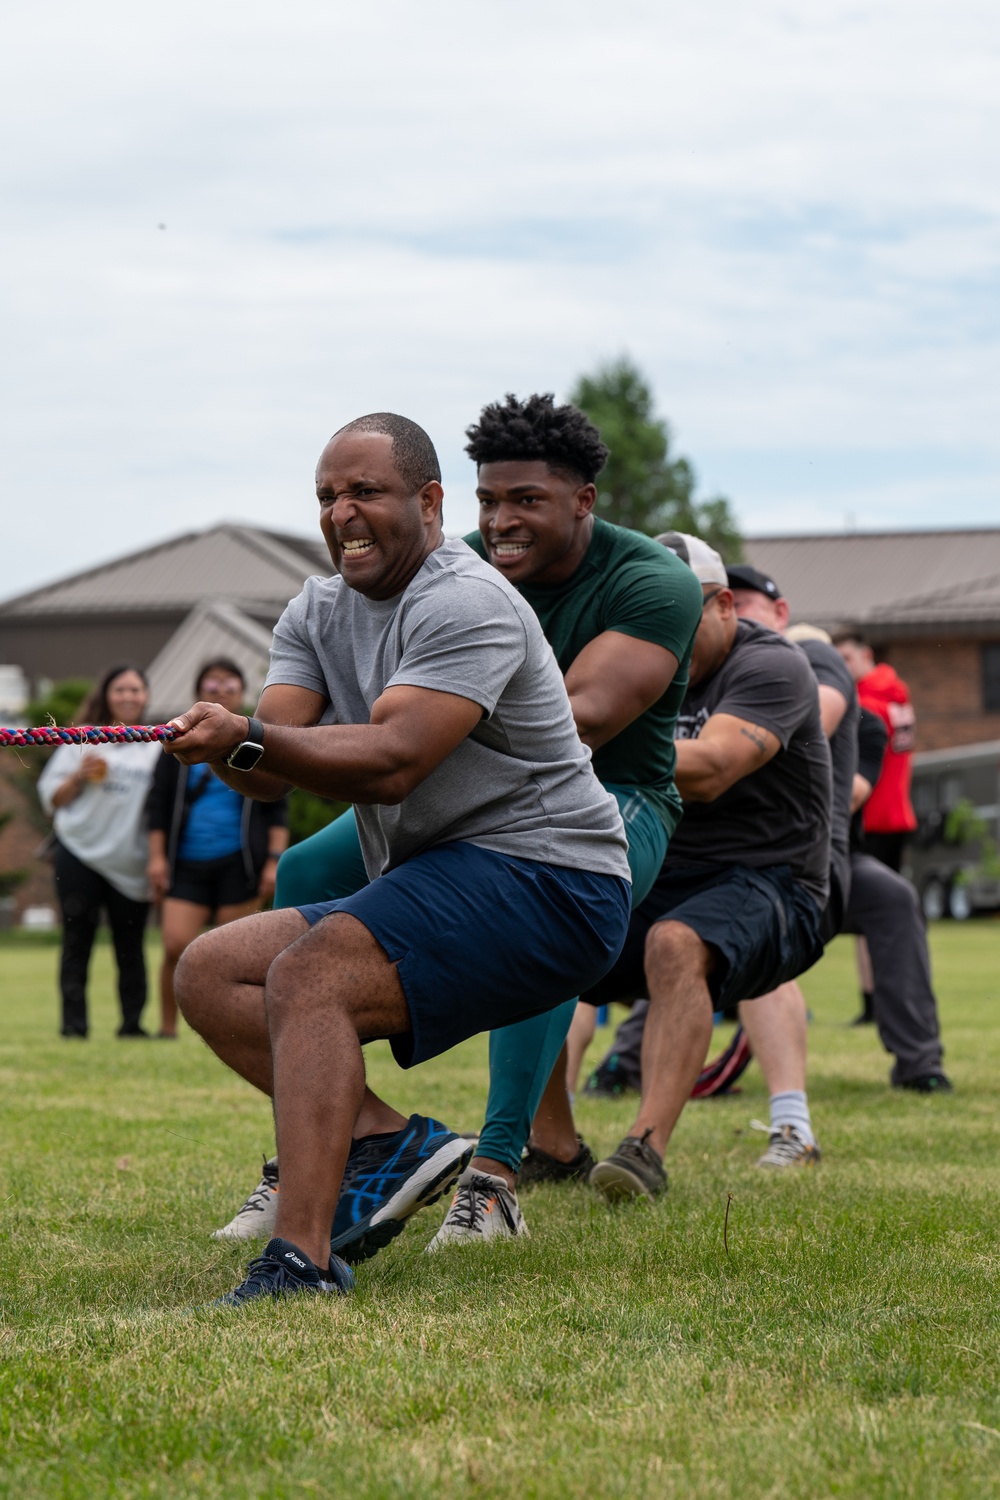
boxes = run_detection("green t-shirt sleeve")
[599,552,703,661]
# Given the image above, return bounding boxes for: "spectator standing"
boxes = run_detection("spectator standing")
[37,664,160,1038]
[834,632,918,1023]
[146,660,289,1038]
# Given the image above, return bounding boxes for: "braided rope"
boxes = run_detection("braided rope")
[0,724,179,748]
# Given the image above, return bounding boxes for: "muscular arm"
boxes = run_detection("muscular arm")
[163,682,485,806]
[562,631,680,751]
[674,712,781,803]
[817,683,848,740]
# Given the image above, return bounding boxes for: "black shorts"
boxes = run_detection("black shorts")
[169,852,258,910]
[582,861,824,1013]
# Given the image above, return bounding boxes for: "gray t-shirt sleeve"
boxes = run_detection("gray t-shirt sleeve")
[387,574,529,715]
[801,638,854,706]
[265,583,330,699]
[713,638,817,749]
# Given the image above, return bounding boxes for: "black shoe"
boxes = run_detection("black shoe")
[61,1026,88,1038]
[584,1055,641,1099]
[117,1024,152,1038]
[215,1237,354,1307]
[518,1137,595,1188]
[850,991,875,1026]
[589,1129,667,1201]
[895,1073,954,1094]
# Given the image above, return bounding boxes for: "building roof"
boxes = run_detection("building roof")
[744,528,1000,635]
[145,600,276,720]
[0,524,329,619]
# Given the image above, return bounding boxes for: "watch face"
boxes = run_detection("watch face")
[228,740,265,771]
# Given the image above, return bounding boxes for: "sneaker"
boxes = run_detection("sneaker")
[752,1122,821,1167]
[589,1130,667,1201]
[425,1167,528,1249]
[895,1073,954,1094]
[212,1156,280,1242]
[518,1136,595,1187]
[331,1115,474,1265]
[215,1237,354,1307]
[584,1055,641,1099]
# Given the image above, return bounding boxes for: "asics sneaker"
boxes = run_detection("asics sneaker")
[518,1136,595,1187]
[752,1122,822,1167]
[212,1155,280,1242]
[215,1237,354,1307]
[331,1115,474,1265]
[589,1129,667,1201]
[425,1167,529,1249]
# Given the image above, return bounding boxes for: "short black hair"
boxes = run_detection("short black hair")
[831,629,871,651]
[195,658,245,694]
[333,412,441,493]
[464,393,609,485]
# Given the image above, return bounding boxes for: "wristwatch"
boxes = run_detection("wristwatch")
[226,716,266,772]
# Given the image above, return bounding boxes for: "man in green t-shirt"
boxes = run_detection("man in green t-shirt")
[212,394,702,1255]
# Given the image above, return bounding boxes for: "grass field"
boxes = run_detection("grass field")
[1,925,999,1499]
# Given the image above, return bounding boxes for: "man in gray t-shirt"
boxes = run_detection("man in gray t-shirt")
[164,413,630,1308]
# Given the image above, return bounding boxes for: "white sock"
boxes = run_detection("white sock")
[769,1090,815,1147]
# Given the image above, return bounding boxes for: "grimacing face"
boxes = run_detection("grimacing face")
[105,670,148,725]
[316,430,444,601]
[730,587,789,633]
[477,459,595,586]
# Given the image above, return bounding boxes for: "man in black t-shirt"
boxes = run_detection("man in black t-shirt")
[589,539,833,1202]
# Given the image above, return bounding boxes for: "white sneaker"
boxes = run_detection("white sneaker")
[211,1156,279,1241]
[751,1121,822,1168]
[425,1167,529,1250]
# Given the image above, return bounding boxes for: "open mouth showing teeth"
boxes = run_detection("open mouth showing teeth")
[492,541,531,557]
[341,539,376,557]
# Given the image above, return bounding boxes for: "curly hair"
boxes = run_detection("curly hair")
[464,394,609,484]
[333,412,441,493]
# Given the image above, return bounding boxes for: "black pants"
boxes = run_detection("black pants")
[842,852,944,1083]
[862,831,907,873]
[53,842,150,1035]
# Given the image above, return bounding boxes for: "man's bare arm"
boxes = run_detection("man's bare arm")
[674,712,781,803]
[817,683,849,740]
[164,684,484,805]
[563,631,680,751]
[851,773,874,815]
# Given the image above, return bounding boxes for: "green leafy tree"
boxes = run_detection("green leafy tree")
[569,356,743,560]
[10,678,93,834]
[287,790,348,846]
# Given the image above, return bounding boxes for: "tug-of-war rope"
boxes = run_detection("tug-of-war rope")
[0,724,179,748]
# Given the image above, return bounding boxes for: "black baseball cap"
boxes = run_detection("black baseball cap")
[726,564,783,600]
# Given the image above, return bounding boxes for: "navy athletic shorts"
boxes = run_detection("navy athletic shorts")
[582,861,824,1013]
[296,840,631,1068]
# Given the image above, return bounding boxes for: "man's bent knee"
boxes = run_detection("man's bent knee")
[174,928,226,1030]
[644,919,712,987]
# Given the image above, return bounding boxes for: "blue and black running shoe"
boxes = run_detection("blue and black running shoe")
[216,1237,355,1306]
[331,1114,474,1265]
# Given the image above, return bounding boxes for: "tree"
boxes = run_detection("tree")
[569,356,743,560]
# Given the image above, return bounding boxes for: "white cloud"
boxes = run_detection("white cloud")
[1,0,998,597]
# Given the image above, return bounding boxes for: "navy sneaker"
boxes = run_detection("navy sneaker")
[216,1237,355,1306]
[331,1114,474,1265]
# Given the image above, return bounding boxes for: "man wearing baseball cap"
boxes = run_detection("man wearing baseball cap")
[588,536,833,1199]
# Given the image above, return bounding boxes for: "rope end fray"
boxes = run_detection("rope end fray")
[0,724,181,748]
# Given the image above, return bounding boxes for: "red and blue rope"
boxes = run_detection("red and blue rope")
[0,724,179,748]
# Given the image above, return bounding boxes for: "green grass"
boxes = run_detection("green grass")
[2,927,1000,1499]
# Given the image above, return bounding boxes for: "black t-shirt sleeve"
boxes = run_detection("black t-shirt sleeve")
[801,639,854,705]
[713,636,818,749]
[857,707,888,787]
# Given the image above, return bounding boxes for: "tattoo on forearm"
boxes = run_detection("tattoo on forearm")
[740,725,769,754]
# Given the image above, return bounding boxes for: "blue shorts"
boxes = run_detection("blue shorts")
[296,841,631,1068]
[582,861,824,1013]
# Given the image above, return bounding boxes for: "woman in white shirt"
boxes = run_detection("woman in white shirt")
[37,663,160,1038]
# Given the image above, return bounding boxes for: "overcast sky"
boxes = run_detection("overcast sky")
[2,0,998,600]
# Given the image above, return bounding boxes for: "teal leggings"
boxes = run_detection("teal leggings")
[273,790,667,1172]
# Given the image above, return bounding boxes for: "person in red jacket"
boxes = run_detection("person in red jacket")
[834,631,918,1024]
[832,633,916,871]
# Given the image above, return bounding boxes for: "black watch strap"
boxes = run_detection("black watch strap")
[226,716,266,772]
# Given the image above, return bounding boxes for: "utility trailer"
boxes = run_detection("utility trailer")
[906,739,1000,920]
